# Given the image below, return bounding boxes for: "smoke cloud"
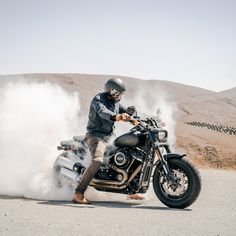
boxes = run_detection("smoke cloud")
[0,81,81,200]
[116,86,177,148]
[0,79,177,201]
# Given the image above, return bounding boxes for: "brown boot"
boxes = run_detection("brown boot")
[72,193,91,204]
[128,193,145,200]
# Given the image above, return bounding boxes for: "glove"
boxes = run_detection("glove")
[115,113,131,122]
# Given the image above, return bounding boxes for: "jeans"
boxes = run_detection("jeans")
[75,134,106,194]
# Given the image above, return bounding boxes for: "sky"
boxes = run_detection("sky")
[0,0,235,91]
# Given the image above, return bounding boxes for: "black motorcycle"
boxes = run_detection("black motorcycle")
[54,107,201,209]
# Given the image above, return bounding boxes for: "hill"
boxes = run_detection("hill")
[1,73,235,169]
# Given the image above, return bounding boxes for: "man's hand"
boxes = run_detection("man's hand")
[132,119,139,126]
[115,113,131,122]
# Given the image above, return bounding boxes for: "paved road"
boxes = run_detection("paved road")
[0,169,236,236]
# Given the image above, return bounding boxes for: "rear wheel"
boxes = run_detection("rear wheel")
[153,157,201,208]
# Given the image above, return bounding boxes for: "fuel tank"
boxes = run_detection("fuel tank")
[114,132,144,147]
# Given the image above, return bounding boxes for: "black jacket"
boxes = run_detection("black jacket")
[87,92,127,141]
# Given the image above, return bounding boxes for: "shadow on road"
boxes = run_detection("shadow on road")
[37,200,192,212]
[0,195,191,212]
[0,195,26,200]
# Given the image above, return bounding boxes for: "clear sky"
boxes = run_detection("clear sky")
[0,0,235,91]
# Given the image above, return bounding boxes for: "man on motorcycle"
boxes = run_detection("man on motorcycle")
[72,78,143,204]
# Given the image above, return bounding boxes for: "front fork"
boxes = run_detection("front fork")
[148,131,175,182]
[154,146,174,182]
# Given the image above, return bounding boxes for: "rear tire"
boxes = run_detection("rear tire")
[153,157,201,208]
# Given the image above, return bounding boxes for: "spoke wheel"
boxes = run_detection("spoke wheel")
[153,157,201,209]
[160,168,189,198]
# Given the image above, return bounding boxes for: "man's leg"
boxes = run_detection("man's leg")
[73,135,106,204]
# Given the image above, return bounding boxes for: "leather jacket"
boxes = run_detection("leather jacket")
[86,92,127,141]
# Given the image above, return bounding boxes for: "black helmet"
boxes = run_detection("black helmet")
[105,78,126,93]
[104,78,126,102]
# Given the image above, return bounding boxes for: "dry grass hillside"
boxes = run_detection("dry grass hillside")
[1,73,236,169]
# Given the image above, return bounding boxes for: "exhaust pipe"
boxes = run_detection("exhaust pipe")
[60,167,83,182]
[57,156,85,173]
[56,156,86,182]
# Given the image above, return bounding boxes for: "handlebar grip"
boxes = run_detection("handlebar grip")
[132,115,141,119]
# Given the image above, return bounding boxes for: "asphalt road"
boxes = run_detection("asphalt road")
[0,169,236,236]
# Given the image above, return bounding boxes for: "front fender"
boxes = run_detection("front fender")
[164,153,186,160]
[154,153,186,167]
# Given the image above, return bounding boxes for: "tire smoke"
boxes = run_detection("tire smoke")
[0,81,81,200]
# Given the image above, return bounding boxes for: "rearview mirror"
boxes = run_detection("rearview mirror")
[127,106,137,116]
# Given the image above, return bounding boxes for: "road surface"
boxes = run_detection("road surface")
[0,169,236,236]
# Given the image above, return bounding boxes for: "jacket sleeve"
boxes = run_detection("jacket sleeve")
[119,104,127,114]
[92,97,116,121]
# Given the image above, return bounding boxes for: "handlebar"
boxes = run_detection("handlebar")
[128,115,162,129]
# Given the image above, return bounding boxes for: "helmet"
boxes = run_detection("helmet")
[104,78,126,102]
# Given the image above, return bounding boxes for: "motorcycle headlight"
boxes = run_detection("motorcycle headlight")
[157,130,168,142]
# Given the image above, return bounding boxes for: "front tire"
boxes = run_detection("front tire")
[153,157,201,209]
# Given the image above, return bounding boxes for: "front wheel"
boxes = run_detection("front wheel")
[153,157,201,208]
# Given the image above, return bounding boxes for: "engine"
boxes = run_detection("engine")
[112,149,130,167]
[107,147,146,170]
[92,147,147,193]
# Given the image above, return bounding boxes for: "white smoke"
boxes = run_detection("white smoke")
[0,81,81,200]
[116,86,177,148]
[0,79,177,202]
